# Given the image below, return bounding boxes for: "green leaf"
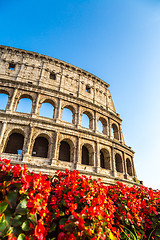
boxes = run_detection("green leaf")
[59,211,65,216]
[0,201,8,214]
[4,210,12,225]
[6,191,18,208]
[17,233,26,240]
[16,199,28,215]
[0,214,5,223]
[0,220,8,232]
[12,215,24,227]
[21,220,30,231]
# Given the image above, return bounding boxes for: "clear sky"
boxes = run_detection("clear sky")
[1,0,160,189]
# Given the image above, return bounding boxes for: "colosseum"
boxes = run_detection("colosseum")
[0,45,139,185]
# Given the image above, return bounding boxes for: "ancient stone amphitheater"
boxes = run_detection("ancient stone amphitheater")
[0,45,139,185]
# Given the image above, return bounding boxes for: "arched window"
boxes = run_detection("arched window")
[98,120,103,133]
[82,145,89,165]
[99,117,107,134]
[62,108,73,124]
[59,140,70,162]
[32,137,48,158]
[126,158,132,176]
[16,98,32,114]
[82,111,93,129]
[112,124,119,140]
[100,150,105,168]
[100,149,110,169]
[82,113,89,128]
[5,132,24,154]
[115,153,123,173]
[0,93,8,110]
[39,102,54,118]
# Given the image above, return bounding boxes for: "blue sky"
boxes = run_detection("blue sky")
[1,0,160,189]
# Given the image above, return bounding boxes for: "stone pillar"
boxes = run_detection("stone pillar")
[92,142,96,172]
[75,104,80,128]
[23,126,34,163]
[94,110,98,133]
[108,117,111,138]
[95,142,101,173]
[32,93,40,117]
[58,66,64,91]
[123,152,127,179]
[131,156,136,177]
[37,62,45,85]
[51,132,59,165]
[111,145,116,177]
[74,136,80,169]
[6,89,18,113]
[55,98,61,123]
[48,139,54,163]
[0,121,7,152]
[119,124,122,142]
[77,74,81,98]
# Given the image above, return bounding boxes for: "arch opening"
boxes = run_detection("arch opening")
[112,124,119,140]
[115,153,123,173]
[0,93,8,110]
[32,137,49,158]
[126,158,132,176]
[39,102,54,118]
[5,133,24,154]
[82,145,89,165]
[59,140,70,162]
[100,149,110,169]
[16,98,32,114]
[99,117,107,134]
[62,107,73,124]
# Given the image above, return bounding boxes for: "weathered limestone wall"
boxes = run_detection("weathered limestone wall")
[0,45,139,186]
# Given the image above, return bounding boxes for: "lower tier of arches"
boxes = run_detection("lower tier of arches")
[0,122,136,181]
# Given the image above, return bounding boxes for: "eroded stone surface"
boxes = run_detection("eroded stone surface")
[0,45,138,186]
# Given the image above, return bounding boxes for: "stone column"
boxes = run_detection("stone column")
[111,145,116,177]
[93,142,96,172]
[108,117,111,138]
[95,142,101,173]
[74,136,80,169]
[76,137,83,171]
[23,126,34,163]
[58,66,64,91]
[0,121,7,152]
[75,104,80,128]
[55,98,61,123]
[131,156,136,177]
[119,124,122,142]
[6,88,18,113]
[94,110,98,133]
[123,152,127,179]
[32,93,40,117]
[37,61,45,85]
[51,132,59,165]
[77,74,81,98]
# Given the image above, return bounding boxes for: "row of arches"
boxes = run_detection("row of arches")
[3,132,133,176]
[0,93,120,140]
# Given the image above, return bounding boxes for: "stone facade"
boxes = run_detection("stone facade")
[0,45,139,186]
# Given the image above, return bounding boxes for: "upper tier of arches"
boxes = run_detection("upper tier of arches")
[0,92,122,141]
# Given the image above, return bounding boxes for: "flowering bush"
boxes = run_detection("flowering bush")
[0,159,160,240]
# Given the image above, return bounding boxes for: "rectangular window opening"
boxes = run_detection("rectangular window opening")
[50,72,56,80]
[86,85,91,93]
[9,63,16,70]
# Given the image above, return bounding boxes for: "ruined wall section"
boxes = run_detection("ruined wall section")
[0,45,138,186]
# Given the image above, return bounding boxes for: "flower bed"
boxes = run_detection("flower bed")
[0,159,160,240]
